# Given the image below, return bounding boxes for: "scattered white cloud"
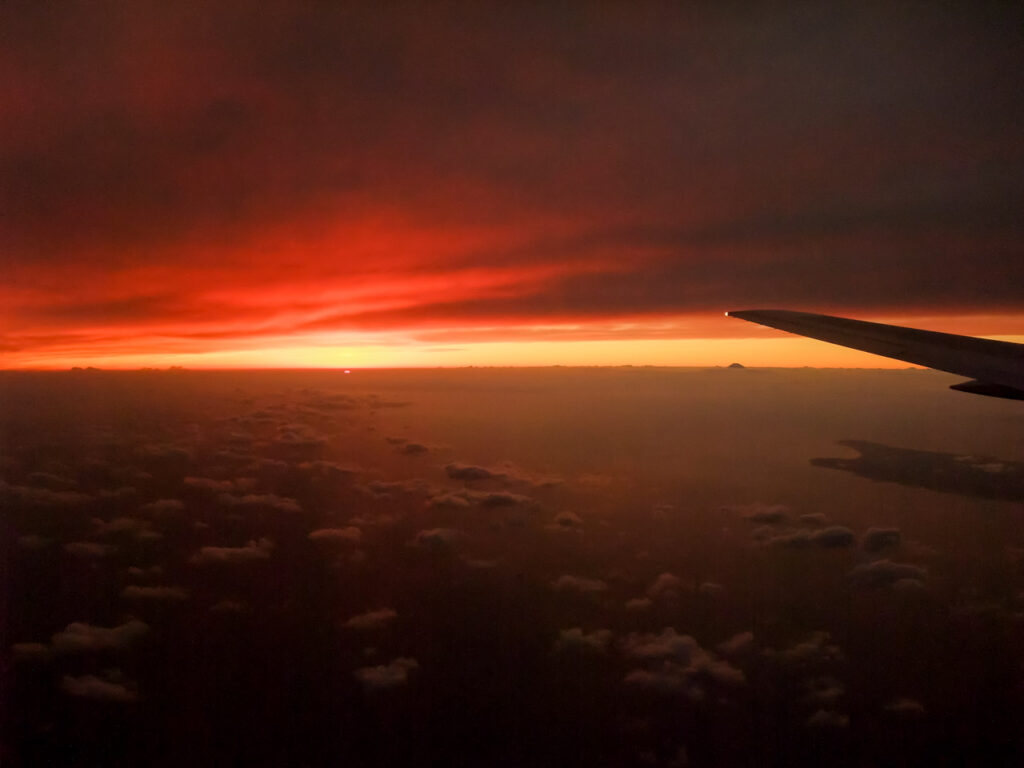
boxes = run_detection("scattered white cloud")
[183,477,236,494]
[555,628,612,652]
[64,541,114,558]
[624,662,706,700]
[717,631,754,657]
[428,488,537,510]
[647,573,689,600]
[218,494,301,513]
[50,620,149,654]
[622,629,701,662]
[551,574,608,594]
[806,709,849,728]
[884,697,925,716]
[727,503,787,524]
[353,657,419,691]
[1,482,90,508]
[697,581,725,597]
[121,585,188,601]
[625,597,653,612]
[190,538,273,565]
[210,599,248,614]
[849,560,927,588]
[308,527,362,543]
[763,526,854,549]
[445,463,497,481]
[413,528,461,551]
[803,676,845,705]
[810,526,855,548]
[892,577,927,595]
[61,673,138,703]
[768,631,843,668]
[126,565,163,580]
[92,517,150,537]
[297,460,358,479]
[138,499,185,516]
[863,527,901,552]
[345,608,397,631]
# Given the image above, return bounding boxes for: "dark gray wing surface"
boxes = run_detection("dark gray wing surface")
[726,309,1024,400]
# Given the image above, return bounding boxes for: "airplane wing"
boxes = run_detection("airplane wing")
[726,309,1024,400]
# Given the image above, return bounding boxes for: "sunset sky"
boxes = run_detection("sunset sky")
[2,2,1022,369]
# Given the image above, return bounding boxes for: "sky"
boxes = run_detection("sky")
[2,1,1023,369]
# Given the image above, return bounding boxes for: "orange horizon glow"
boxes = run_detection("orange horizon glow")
[6,315,1023,371]
[3,5,1021,372]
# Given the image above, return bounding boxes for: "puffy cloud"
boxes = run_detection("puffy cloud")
[354,657,419,691]
[399,443,429,456]
[345,608,397,631]
[272,424,327,449]
[210,599,248,614]
[190,538,273,564]
[551,511,583,529]
[218,494,301,513]
[26,471,77,490]
[803,676,845,705]
[349,512,399,527]
[625,597,653,612]
[61,674,138,703]
[121,585,188,601]
[799,513,828,526]
[64,541,114,558]
[622,629,701,662]
[93,517,151,537]
[413,528,461,551]
[769,631,843,668]
[444,462,559,488]
[428,489,537,510]
[647,573,689,600]
[764,530,812,549]
[809,526,855,548]
[717,631,754,657]
[50,620,149,654]
[892,577,927,595]
[763,526,854,549]
[806,709,849,728]
[555,628,612,652]
[445,463,498,481]
[863,527,901,552]
[183,477,236,494]
[697,581,725,597]
[126,565,163,580]
[622,630,744,698]
[1,482,90,508]
[849,559,927,588]
[308,527,362,543]
[624,662,706,701]
[884,697,925,716]
[463,557,498,569]
[551,575,608,594]
[727,503,787,524]
[297,460,358,480]
[138,499,185,516]
[362,479,434,498]
[136,444,191,464]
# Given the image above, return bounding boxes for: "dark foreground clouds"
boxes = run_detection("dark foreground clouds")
[2,2,1023,362]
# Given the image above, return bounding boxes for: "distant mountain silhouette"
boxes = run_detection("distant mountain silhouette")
[728,362,745,368]
[811,440,1024,502]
